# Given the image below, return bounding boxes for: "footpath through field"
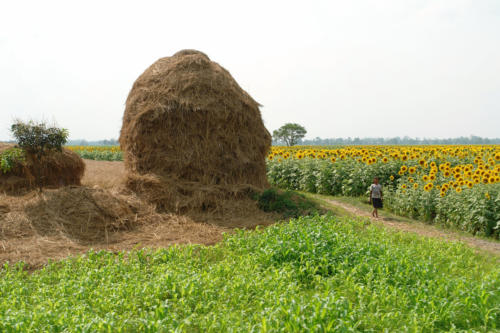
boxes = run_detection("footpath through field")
[310,194,500,258]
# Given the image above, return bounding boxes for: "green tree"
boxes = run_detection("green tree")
[10,120,69,192]
[273,123,307,146]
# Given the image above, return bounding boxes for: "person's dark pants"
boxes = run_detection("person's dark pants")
[372,198,383,209]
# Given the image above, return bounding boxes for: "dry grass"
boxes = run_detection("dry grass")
[82,159,126,189]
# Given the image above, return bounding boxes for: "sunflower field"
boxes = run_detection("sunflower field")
[67,145,122,161]
[267,145,500,238]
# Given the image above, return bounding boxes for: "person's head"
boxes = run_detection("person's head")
[373,177,379,184]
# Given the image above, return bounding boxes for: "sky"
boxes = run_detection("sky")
[1,0,499,141]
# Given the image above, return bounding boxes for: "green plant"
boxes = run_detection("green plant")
[0,215,498,331]
[68,146,123,161]
[256,188,320,218]
[267,156,500,238]
[0,148,25,173]
[267,158,402,196]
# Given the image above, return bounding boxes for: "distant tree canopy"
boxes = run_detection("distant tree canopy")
[273,123,307,146]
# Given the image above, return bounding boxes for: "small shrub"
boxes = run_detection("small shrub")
[256,188,321,218]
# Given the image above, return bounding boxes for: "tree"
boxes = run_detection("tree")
[10,120,69,192]
[273,123,307,146]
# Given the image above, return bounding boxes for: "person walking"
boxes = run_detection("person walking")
[369,177,383,218]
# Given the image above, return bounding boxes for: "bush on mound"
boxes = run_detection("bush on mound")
[0,143,85,193]
[120,50,271,212]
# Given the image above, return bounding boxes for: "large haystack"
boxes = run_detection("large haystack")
[120,50,271,212]
[0,143,85,193]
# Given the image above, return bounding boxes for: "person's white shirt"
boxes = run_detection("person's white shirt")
[370,184,382,199]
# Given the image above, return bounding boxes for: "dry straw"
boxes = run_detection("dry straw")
[120,50,271,212]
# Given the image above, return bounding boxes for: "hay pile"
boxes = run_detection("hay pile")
[0,186,150,243]
[0,143,85,193]
[22,187,140,242]
[120,50,271,212]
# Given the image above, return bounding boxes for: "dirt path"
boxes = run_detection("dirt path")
[323,198,500,258]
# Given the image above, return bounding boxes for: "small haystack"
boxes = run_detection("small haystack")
[23,187,138,242]
[0,143,85,193]
[120,50,271,212]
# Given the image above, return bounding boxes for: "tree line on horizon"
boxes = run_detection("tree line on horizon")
[298,135,500,146]
[64,135,500,146]
[273,135,500,146]
[270,123,500,146]
[5,136,498,147]
[66,138,119,146]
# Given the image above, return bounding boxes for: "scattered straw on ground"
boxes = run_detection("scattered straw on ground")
[0,160,277,269]
[81,159,126,189]
[0,187,230,269]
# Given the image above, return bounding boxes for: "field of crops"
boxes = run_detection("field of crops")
[1,215,498,331]
[69,145,500,238]
[267,145,500,238]
[67,146,122,161]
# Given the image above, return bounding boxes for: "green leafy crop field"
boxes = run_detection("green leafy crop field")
[1,215,498,332]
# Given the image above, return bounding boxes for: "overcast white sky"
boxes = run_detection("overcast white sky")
[1,0,499,141]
